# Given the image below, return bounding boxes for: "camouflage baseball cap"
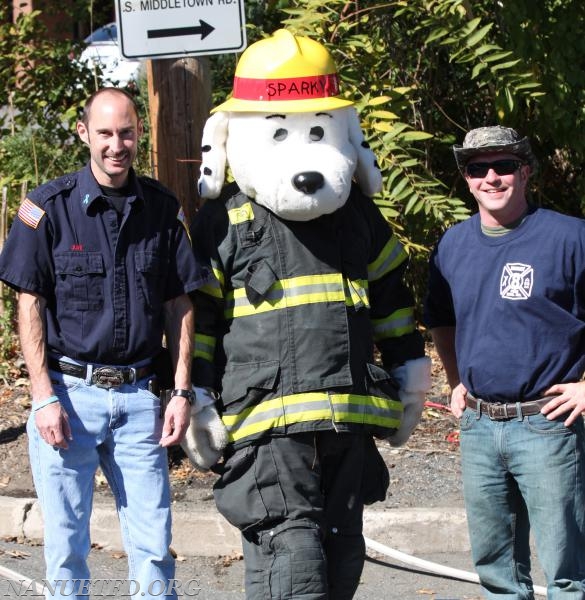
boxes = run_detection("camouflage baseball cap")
[453,125,536,171]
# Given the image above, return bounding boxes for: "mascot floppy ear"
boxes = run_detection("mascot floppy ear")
[198,111,229,200]
[348,109,383,197]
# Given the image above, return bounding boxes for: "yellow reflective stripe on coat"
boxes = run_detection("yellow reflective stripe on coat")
[372,307,416,341]
[198,267,224,299]
[343,278,370,309]
[193,333,216,362]
[368,236,408,282]
[225,273,348,318]
[222,392,403,443]
[228,202,255,224]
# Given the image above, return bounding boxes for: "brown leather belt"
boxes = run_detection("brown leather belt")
[48,358,152,389]
[465,395,551,421]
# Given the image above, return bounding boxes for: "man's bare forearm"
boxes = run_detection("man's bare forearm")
[163,294,194,389]
[430,326,460,389]
[18,291,53,400]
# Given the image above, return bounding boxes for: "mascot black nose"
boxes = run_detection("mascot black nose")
[292,172,325,194]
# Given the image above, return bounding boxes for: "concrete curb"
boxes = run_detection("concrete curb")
[0,495,470,557]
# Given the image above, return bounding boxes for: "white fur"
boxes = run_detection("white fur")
[181,386,228,469]
[198,107,382,221]
[198,111,229,199]
[388,357,432,447]
[391,356,433,393]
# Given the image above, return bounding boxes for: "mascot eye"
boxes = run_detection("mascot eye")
[273,128,288,142]
[309,126,324,141]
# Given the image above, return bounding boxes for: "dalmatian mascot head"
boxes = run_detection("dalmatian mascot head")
[197,29,383,220]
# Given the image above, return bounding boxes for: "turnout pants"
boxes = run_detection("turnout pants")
[213,431,389,600]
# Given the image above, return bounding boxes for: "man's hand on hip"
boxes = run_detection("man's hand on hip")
[541,381,585,426]
[450,383,468,418]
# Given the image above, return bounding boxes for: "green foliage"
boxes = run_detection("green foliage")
[1,128,79,190]
[0,6,91,200]
[0,10,93,139]
[0,5,153,207]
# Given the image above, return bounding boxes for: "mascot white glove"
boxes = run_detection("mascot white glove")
[181,387,228,469]
[388,356,432,447]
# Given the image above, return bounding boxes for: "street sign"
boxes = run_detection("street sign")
[115,0,247,59]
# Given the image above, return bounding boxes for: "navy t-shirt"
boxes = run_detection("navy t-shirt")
[0,164,212,365]
[424,206,585,402]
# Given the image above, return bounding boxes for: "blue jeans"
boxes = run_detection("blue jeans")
[27,366,176,599]
[460,408,585,599]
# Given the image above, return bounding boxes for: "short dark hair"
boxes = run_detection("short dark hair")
[80,87,140,126]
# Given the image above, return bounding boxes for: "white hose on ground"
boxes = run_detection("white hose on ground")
[364,536,547,597]
[0,564,44,594]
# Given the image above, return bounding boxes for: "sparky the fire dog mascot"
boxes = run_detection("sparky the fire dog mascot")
[182,29,432,600]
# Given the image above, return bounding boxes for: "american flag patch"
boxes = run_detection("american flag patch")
[18,198,46,229]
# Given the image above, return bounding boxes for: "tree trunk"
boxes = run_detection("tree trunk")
[147,57,212,222]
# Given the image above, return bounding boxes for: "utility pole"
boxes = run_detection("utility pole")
[146,57,212,222]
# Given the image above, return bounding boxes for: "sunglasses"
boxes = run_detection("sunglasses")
[465,159,524,178]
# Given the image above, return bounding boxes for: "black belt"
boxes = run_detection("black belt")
[48,358,152,389]
[465,395,551,421]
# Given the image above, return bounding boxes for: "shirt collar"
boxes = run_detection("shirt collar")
[78,164,145,214]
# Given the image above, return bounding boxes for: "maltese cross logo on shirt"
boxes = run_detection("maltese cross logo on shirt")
[500,262,534,300]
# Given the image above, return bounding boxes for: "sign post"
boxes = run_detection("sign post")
[115,0,247,59]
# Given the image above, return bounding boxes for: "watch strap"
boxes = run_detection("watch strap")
[171,388,194,405]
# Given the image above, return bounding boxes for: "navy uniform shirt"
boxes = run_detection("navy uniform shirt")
[0,164,211,365]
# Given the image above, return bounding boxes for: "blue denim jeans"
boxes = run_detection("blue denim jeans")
[460,407,585,599]
[27,366,176,599]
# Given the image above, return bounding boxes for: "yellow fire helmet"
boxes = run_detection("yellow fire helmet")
[213,29,354,113]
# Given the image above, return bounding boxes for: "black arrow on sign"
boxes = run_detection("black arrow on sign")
[147,19,214,40]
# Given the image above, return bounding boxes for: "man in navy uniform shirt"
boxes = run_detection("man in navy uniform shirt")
[425,126,585,598]
[0,88,210,599]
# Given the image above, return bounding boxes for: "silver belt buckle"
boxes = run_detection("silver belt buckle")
[487,403,508,420]
[487,403,500,420]
[92,366,124,389]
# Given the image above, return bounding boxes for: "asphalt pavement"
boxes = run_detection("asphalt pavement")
[0,537,487,600]
[0,491,547,599]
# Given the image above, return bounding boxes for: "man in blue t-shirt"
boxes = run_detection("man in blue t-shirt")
[425,125,585,597]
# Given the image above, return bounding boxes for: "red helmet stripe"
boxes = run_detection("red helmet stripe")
[232,73,341,102]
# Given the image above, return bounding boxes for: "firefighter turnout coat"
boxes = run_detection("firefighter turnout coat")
[190,182,425,449]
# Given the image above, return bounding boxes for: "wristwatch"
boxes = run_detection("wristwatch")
[171,388,195,405]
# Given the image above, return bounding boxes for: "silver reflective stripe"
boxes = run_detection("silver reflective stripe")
[223,392,403,443]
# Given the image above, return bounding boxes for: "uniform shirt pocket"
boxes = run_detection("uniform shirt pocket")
[54,252,105,311]
[135,250,164,312]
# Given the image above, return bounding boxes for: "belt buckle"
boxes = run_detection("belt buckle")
[92,366,124,389]
[487,403,505,420]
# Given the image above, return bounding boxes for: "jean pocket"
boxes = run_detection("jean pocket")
[459,407,477,432]
[50,373,85,395]
[526,412,576,436]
